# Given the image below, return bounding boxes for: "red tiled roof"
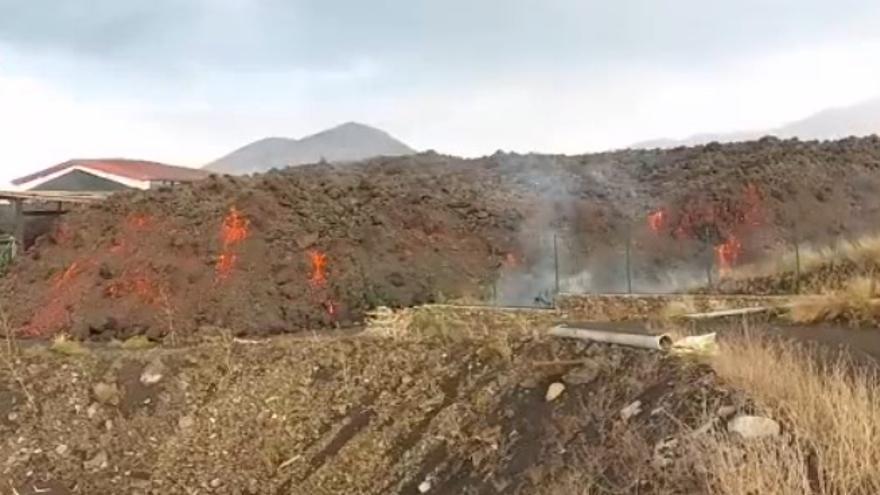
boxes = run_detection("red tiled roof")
[12,159,210,186]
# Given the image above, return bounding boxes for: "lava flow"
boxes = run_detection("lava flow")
[24,258,89,336]
[308,250,337,318]
[646,183,765,275]
[105,269,163,305]
[53,260,83,289]
[215,206,250,280]
[221,207,250,246]
[647,208,667,233]
[714,236,743,276]
[309,250,328,287]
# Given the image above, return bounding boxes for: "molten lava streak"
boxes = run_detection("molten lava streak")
[647,209,667,234]
[24,259,89,336]
[308,250,337,318]
[215,207,250,280]
[309,250,328,287]
[715,236,743,276]
[221,207,249,246]
[53,261,83,289]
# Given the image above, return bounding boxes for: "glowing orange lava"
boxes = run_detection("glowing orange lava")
[127,213,153,230]
[104,270,162,304]
[647,209,667,233]
[309,250,328,287]
[25,259,90,336]
[215,207,250,280]
[715,236,743,276]
[23,211,164,337]
[215,253,238,280]
[221,207,250,247]
[54,261,83,289]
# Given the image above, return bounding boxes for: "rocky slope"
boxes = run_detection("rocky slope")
[3,136,880,340]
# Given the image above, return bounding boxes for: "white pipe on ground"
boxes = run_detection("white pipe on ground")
[549,325,672,351]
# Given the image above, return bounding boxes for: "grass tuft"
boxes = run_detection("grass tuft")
[120,334,157,350]
[695,331,880,494]
[50,334,89,356]
[659,299,698,321]
[787,276,880,326]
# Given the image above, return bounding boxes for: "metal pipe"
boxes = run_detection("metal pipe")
[549,325,672,351]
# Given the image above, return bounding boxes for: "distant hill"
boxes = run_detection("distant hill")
[205,122,415,174]
[633,98,880,149]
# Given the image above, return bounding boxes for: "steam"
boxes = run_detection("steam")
[491,152,735,304]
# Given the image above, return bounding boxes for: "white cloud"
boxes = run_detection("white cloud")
[0,37,879,189]
[382,39,880,155]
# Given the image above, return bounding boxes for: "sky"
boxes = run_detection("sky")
[2,0,880,186]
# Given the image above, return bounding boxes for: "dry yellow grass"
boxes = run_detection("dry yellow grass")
[787,276,880,325]
[364,304,558,362]
[696,332,880,495]
[659,298,699,321]
[49,334,90,356]
[732,233,880,281]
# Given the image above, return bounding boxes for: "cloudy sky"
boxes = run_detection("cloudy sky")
[2,0,880,185]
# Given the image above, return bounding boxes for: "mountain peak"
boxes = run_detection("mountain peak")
[205,123,415,174]
[333,121,376,131]
[632,97,880,149]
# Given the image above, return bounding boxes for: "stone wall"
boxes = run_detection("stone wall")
[555,293,798,321]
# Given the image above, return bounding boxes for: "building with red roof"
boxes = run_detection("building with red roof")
[12,159,210,192]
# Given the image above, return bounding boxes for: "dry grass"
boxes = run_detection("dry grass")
[366,304,555,341]
[734,234,880,281]
[363,306,414,339]
[119,334,156,350]
[49,334,89,356]
[364,304,558,361]
[0,307,37,412]
[659,298,699,321]
[696,332,880,494]
[787,276,880,326]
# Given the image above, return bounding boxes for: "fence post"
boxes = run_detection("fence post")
[625,222,633,294]
[706,258,713,290]
[553,233,560,295]
[704,227,713,291]
[793,225,801,295]
[11,199,24,250]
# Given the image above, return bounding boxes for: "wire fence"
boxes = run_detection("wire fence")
[491,221,879,306]
[0,234,17,276]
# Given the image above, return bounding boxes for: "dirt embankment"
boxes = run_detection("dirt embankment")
[4,136,880,340]
[1,333,741,494]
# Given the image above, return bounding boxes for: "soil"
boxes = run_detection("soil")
[0,332,744,494]
[4,136,880,340]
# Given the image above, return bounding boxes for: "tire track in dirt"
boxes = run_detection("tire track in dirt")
[300,406,377,482]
